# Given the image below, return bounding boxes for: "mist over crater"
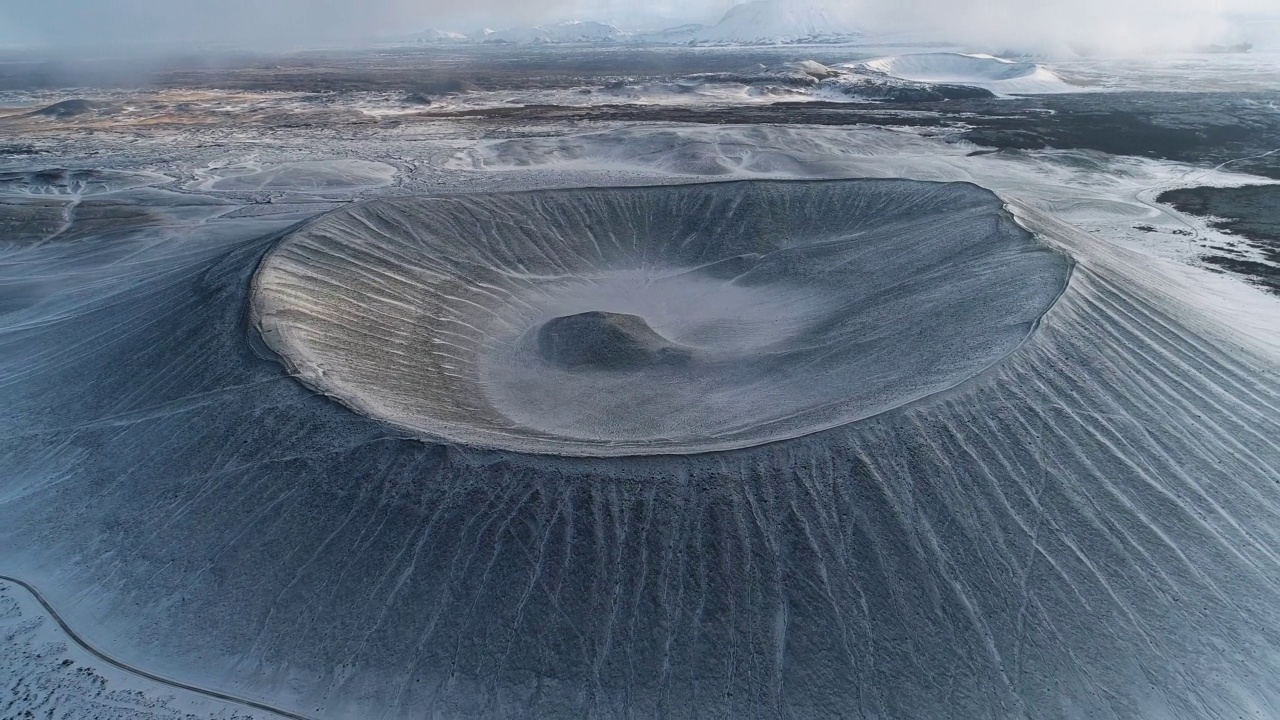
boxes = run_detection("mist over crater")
[251,179,1070,455]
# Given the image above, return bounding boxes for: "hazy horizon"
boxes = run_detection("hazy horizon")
[1,0,1275,56]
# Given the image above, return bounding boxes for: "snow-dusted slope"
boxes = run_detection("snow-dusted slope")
[857,53,1075,94]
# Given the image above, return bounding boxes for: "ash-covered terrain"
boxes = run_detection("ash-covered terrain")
[1,41,1280,719]
[252,181,1068,455]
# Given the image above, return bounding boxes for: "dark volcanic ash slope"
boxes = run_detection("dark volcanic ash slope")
[0,179,1278,719]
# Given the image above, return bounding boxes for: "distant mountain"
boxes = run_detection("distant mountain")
[651,1,859,45]
[1193,42,1252,54]
[407,29,468,43]
[483,21,629,44]
[401,3,858,47]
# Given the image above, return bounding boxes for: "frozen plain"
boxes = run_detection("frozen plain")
[1,44,1279,718]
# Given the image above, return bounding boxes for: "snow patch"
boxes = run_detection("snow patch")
[187,159,396,194]
[855,53,1077,94]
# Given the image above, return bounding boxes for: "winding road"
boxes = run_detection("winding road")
[0,574,310,720]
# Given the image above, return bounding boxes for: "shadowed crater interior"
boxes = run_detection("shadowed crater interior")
[250,179,1070,455]
[538,311,693,370]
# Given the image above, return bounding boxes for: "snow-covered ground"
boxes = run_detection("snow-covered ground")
[444,122,1273,269]
[854,53,1078,94]
[12,49,1280,132]
[186,159,397,194]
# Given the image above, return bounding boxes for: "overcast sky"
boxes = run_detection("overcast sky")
[0,0,1274,54]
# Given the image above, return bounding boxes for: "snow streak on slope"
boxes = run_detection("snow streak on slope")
[856,53,1077,94]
